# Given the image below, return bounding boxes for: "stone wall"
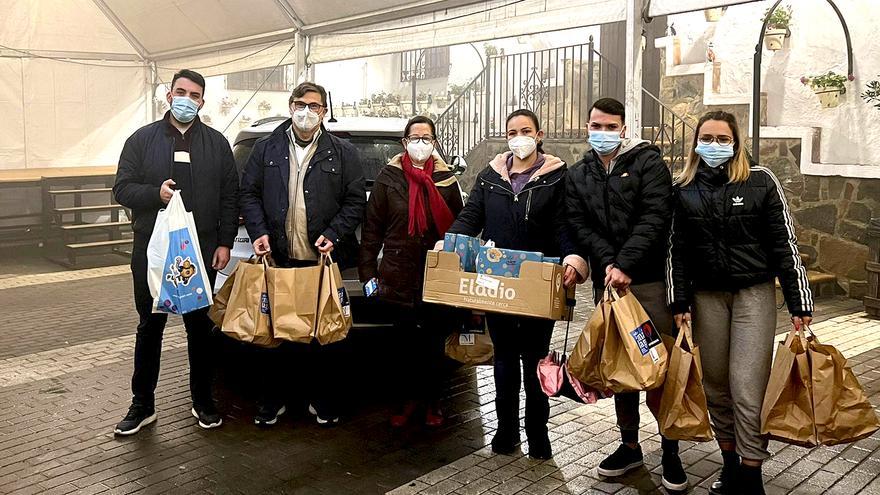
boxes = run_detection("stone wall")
[762,138,880,297]
[662,70,880,298]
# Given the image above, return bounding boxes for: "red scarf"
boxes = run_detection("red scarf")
[401,153,455,237]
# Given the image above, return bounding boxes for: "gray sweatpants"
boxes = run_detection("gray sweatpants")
[595,281,675,444]
[692,282,777,460]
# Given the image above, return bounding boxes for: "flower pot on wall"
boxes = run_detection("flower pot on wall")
[764,28,787,51]
[814,87,843,108]
[704,8,723,22]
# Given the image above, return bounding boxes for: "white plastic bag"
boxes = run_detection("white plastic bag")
[146,191,213,314]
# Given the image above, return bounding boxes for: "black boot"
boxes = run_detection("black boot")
[710,450,740,495]
[738,464,765,495]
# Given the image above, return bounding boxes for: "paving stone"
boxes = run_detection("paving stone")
[3,270,879,495]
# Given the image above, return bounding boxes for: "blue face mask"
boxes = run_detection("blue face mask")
[170,96,199,123]
[589,130,622,156]
[695,142,735,168]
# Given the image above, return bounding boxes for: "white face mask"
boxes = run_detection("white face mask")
[292,107,321,132]
[508,135,537,160]
[406,141,434,163]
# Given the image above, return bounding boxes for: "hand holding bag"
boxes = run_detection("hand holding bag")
[219,256,280,348]
[601,288,669,393]
[146,190,213,314]
[656,321,714,442]
[760,325,817,447]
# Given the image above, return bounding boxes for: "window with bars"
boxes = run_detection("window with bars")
[400,47,450,82]
[226,67,290,92]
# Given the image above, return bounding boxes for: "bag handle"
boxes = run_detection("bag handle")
[560,294,576,357]
[321,252,335,266]
[783,322,809,350]
[675,319,696,351]
[604,285,625,302]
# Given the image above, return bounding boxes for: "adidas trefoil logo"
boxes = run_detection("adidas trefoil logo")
[732,196,744,206]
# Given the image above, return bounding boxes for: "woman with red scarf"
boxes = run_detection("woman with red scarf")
[358,116,464,427]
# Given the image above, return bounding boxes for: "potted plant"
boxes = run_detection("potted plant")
[862,76,880,110]
[801,72,852,108]
[704,7,726,22]
[763,5,792,51]
[257,100,272,117]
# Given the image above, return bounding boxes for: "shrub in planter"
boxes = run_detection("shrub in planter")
[801,72,852,109]
[764,5,792,51]
[862,77,880,110]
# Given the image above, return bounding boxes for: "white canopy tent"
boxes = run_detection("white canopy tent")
[0,0,757,170]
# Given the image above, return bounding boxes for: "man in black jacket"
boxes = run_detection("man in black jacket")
[113,69,239,435]
[240,82,365,427]
[566,98,687,491]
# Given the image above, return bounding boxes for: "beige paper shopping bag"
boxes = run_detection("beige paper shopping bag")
[314,254,352,345]
[657,321,713,442]
[266,260,322,344]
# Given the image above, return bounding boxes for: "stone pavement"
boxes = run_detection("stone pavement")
[0,262,878,495]
[391,305,880,495]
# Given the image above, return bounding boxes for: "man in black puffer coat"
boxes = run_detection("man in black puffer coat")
[565,98,687,492]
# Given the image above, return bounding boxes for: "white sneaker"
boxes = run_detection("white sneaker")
[308,404,339,426]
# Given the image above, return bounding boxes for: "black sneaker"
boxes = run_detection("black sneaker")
[191,404,223,429]
[308,404,339,426]
[254,404,286,427]
[114,404,157,436]
[661,452,688,492]
[710,451,740,495]
[597,444,644,477]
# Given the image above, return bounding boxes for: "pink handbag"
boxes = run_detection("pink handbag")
[537,304,612,404]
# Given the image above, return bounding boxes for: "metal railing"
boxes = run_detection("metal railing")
[435,64,489,160]
[642,89,696,175]
[436,36,694,171]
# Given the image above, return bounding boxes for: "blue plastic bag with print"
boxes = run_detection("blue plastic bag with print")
[147,191,213,315]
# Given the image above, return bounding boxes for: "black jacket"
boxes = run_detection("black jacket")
[448,153,578,260]
[358,154,464,306]
[667,163,813,316]
[113,113,239,258]
[239,120,366,268]
[566,142,672,288]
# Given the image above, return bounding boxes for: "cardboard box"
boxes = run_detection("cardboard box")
[423,250,570,320]
[443,233,481,272]
[476,246,543,278]
[542,256,561,265]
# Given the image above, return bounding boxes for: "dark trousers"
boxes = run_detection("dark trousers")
[391,303,450,404]
[595,281,678,451]
[258,340,345,418]
[486,315,554,445]
[130,249,217,410]
[257,258,343,418]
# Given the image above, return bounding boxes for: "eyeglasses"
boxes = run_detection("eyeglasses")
[405,136,435,144]
[292,101,325,112]
[698,135,734,146]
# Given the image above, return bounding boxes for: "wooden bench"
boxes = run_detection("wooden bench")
[36,171,133,267]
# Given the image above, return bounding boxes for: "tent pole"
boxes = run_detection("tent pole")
[625,0,645,139]
[292,32,309,84]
